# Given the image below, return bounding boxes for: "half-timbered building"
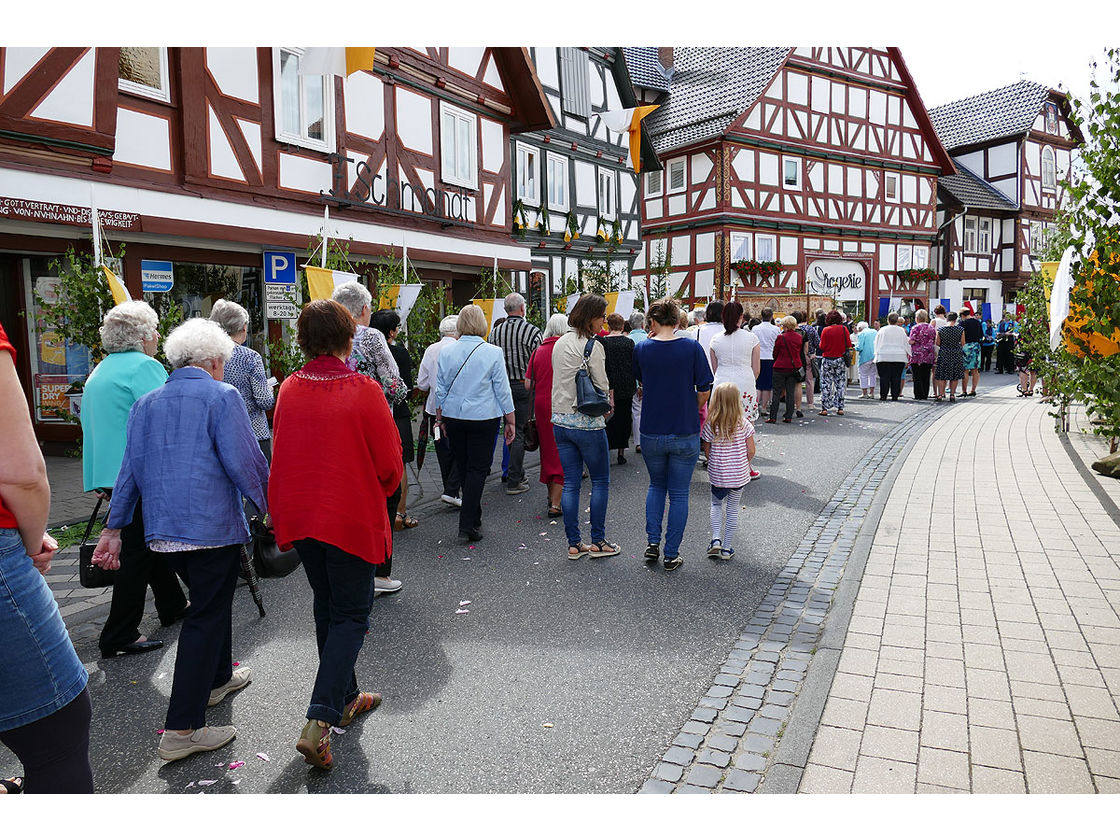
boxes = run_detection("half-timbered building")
[0,46,551,442]
[508,47,657,312]
[624,47,955,321]
[927,81,1082,314]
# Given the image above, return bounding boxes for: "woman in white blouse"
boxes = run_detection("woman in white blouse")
[709,301,761,422]
[873,311,912,401]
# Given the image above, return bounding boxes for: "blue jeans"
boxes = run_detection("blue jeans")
[641,433,700,558]
[553,425,610,547]
[296,539,376,726]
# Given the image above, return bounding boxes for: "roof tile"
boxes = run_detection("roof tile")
[928,80,1050,150]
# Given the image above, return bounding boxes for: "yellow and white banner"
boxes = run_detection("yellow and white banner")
[379,284,423,326]
[605,290,636,319]
[90,189,130,305]
[600,105,659,173]
[305,266,360,301]
[298,47,376,78]
[556,293,580,314]
[471,298,503,335]
[101,266,130,306]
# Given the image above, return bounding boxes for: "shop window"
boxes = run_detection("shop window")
[146,262,266,352]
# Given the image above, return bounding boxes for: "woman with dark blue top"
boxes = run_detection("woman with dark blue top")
[92,318,269,764]
[980,319,996,372]
[632,297,714,571]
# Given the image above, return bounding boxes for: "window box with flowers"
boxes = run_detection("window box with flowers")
[732,259,784,284]
[896,268,938,285]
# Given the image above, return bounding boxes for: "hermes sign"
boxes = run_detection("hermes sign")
[806,259,866,301]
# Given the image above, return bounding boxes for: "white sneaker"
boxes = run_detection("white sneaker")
[441,494,463,508]
[208,667,252,707]
[374,576,402,594]
[158,725,237,762]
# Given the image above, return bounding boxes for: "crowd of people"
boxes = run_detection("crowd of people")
[2,285,1038,790]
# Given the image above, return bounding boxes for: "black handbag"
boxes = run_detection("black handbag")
[524,417,540,451]
[247,511,301,578]
[575,338,611,417]
[78,497,115,589]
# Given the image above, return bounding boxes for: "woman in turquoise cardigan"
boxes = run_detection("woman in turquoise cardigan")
[81,301,187,658]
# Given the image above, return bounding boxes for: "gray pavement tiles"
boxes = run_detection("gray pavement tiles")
[643,403,943,793]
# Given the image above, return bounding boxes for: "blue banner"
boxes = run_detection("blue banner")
[981,302,993,321]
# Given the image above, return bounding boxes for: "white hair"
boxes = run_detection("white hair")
[163,318,235,370]
[627,311,645,330]
[100,301,158,354]
[856,321,869,332]
[209,298,249,336]
[331,281,372,318]
[544,313,569,338]
[504,292,526,314]
[692,306,706,322]
[439,315,459,337]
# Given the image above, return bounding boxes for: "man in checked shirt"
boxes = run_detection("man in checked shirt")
[489,292,542,495]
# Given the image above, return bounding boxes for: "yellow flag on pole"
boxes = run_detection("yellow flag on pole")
[471,298,501,335]
[101,266,130,306]
[601,105,659,174]
[305,266,360,301]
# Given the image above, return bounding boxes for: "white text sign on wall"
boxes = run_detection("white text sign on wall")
[806,259,866,301]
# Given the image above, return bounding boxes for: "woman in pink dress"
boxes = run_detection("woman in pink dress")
[525,314,568,517]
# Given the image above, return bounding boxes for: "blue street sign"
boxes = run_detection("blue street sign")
[140,260,174,293]
[263,251,297,285]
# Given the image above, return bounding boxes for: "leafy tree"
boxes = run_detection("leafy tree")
[1050,49,1120,449]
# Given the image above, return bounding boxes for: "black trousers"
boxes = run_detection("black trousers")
[99,499,187,655]
[445,417,499,534]
[0,687,93,793]
[769,370,800,421]
[877,361,905,400]
[507,380,532,485]
[980,344,994,371]
[257,438,272,463]
[382,480,402,578]
[996,339,1015,373]
[911,363,933,400]
[163,545,239,731]
[427,412,462,497]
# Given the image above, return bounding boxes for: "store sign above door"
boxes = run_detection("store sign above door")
[140,260,174,293]
[320,154,473,227]
[806,259,865,301]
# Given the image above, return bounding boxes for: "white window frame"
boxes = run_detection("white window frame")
[896,244,912,271]
[963,217,978,254]
[646,169,663,198]
[884,171,899,203]
[272,48,335,153]
[913,246,928,270]
[1041,146,1056,191]
[439,101,478,190]
[598,168,615,220]
[667,158,686,194]
[729,232,752,262]
[546,152,569,212]
[118,47,171,103]
[515,142,539,205]
[978,218,992,253]
[755,234,777,262]
[782,155,802,190]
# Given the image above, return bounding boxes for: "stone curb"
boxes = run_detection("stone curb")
[1057,430,1120,530]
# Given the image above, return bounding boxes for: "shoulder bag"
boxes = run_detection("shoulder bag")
[523,416,540,451]
[575,338,611,417]
[245,501,301,578]
[78,496,116,589]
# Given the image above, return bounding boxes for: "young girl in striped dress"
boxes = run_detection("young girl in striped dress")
[700,382,756,561]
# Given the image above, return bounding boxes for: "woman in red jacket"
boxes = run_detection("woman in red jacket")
[818,310,853,416]
[269,300,403,771]
[766,316,803,424]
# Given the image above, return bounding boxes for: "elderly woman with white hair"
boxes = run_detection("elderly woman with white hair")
[416,314,462,507]
[854,320,878,399]
[81,301,188,659]
[91,318,269,764]
[331,282,407,405]
[525,313,570,516]
[210,299,276,460]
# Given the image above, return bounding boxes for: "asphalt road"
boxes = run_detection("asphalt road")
[8,387,932,793]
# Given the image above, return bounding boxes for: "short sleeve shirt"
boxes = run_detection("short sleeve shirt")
[701,418,755,489]
[632,337,713,437]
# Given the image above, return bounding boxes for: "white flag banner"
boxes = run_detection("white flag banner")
[395,284,423,326]
[600,108,637,133]
[298,48,347,77]
[1049,246,1076,351]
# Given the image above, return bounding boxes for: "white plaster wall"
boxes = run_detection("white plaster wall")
[574,161,595,206]
[811,75,829,112]
[869,89,886,125]
[671,235,691,266]
[534,49,558,89]
[850,86,867,119]
[691,153,713,184]
[480,117,504,174]
[344,73,384,141]
[828,163,843,195]
[780,236,798,266]
[396,89,432,155]
[787,72,808,106]
[279,152,333,193]
[667,195,687,216]
[483,55,503,90]
[30,49,95,127]
[114,108,171,170]
[732,149,754,182]
[695,232,715,264]
[759,153,779,186]
[694,269,714,297]
[207,48,259,104]
[236,119,262,175]
[208,106,244,181]
[3,47,50,95]
[988,142,1017,177]
[448,47,484,77]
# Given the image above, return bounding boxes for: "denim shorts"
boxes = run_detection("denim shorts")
[0,528,88,732]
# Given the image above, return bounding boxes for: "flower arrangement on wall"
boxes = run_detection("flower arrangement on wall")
[896,267,938,285]
[564,210,580,243]
[732,259,784,283]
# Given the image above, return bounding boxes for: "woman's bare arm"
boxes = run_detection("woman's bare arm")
[0,351,50,554]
